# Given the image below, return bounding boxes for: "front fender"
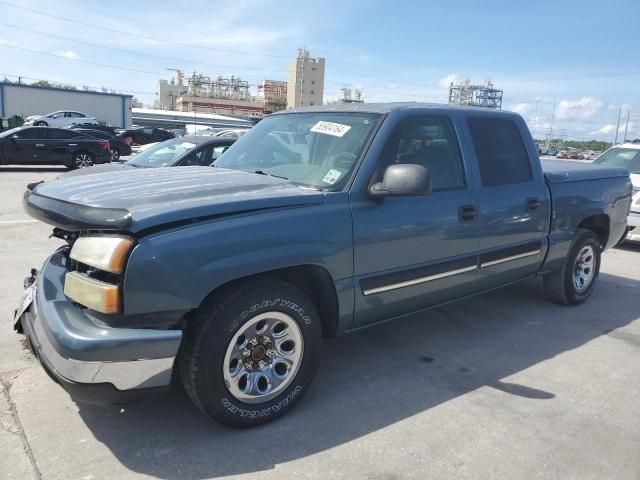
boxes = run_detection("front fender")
[122,194,353,316]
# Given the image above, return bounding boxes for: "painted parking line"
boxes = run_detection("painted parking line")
[0,220,37,225]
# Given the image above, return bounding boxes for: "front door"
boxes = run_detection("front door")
[465,116,550,289]
[6,128,45,163]
[351,115,479,327]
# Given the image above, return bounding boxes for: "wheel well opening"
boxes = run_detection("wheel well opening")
[266,265,340,338]
[578,214,610,248]
[196,265,340,339]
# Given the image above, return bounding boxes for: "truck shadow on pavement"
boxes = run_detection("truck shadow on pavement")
[76,275,639,479]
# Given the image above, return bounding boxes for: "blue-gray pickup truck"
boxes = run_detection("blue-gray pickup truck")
[15,103,632,427]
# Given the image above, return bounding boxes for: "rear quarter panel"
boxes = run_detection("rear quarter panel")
[543,176,631,272]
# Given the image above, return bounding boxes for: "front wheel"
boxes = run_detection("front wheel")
[110,147,120,161]
[543,228,601,305]
[179,278,322,428]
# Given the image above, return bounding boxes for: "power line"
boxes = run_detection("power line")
[0,22,285,75]
[0,43,170,76]
[327,66,439,89]
[0,1,290,59]
[0,0,455,92]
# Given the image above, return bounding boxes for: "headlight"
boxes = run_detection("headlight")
[69,235,134,274]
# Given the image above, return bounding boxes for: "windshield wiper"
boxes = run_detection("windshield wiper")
[252,170,288,180]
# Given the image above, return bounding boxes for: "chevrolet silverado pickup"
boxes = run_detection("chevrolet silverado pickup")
[14,103,632,428]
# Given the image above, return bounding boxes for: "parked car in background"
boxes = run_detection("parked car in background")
[594,141,640,242]
[68,124,118,136]
[15,104,631,427]
[72,128,132,161]
[24,111,97,128]
[117,126,175,145]
[126,136,235,167]
[60,136,236,177]
[0,126,111,168]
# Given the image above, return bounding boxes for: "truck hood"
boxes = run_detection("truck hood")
[24,166,324,234]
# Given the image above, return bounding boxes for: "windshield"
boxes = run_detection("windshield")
[595,147,640,174]
[214,112,381,190]
[127,138,197,168]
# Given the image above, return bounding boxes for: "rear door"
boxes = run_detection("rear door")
[45,129,86,163]
[465,115,550,288]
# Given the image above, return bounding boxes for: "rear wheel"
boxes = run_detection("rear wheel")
[110,147,120,161]
[543,228,601,305]
[71,152,95,169]
[179,277,322,428]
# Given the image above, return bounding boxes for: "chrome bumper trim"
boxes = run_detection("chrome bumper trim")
[25,306,175,391]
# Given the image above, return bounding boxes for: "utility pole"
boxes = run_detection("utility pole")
[545,99,556,150]
[614,107,622,144]
[623,110,631,142]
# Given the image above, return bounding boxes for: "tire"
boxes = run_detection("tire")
[178,277,322,428]
[543,228,601,305]
[71,151,95,169]
[34,121,48,126]
[110,147,120,161]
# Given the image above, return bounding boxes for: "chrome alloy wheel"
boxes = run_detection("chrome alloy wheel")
[223,311,304,404]
[75,153,94,168]
[573,245,595,292]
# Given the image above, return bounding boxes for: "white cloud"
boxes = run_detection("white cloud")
[54,50,79,60]
[591,122,634,136]
[512,103,530,115]
[556,97,603,120]
[438,74,460,88]
[592,124,618,135]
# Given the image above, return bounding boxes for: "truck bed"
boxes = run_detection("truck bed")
[542,159,628,183]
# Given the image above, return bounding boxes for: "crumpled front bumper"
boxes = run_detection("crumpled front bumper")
[17,251,183,405]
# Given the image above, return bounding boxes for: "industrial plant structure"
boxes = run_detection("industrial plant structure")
[448,78,503,110]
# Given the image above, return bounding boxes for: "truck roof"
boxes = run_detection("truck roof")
[276,102,520,117]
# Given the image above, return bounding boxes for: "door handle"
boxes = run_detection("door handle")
[458,205,478,221]
[526,197,541,211]
[35,144,45,147]
[68,144,77,146]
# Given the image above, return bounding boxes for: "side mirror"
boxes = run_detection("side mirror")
[369,163,432,199]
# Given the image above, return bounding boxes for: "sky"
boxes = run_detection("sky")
[0,0,638,141]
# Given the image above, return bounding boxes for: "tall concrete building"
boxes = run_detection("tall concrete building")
[287,48,325,109]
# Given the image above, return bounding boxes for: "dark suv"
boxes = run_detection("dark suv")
[0,126,112,169]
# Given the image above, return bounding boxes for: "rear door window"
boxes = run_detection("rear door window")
[467,117,532,186]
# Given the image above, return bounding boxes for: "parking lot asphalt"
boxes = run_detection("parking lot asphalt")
[1,165,639,480]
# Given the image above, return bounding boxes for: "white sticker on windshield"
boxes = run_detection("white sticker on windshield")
[311,121,351,138]
[322,169,343,185]
[180,142,197,148]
